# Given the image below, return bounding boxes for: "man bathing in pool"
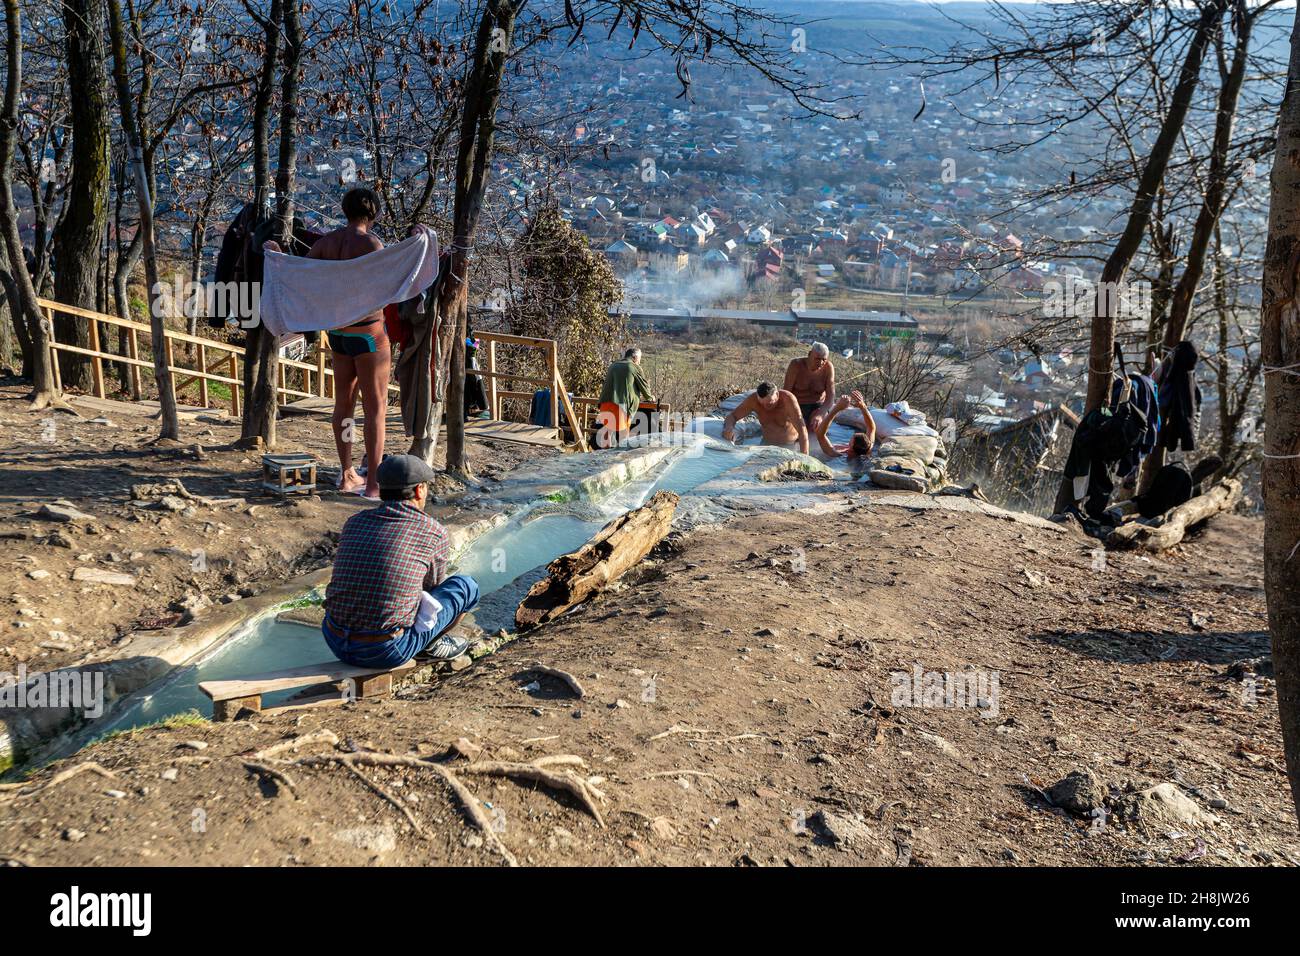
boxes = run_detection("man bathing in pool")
[721,381,809,454]
[810,390,876,464]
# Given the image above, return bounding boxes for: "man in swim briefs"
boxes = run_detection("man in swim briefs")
[268,187,390,499]
[721,380,809,454]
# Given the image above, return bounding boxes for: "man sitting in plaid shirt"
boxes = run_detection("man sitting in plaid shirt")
[323,454,479,667]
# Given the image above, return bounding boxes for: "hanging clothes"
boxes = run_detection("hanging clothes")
[1060,373,1148,521]
[1110,372,1161,479]
[464,335,489,418]
[1157,341,1201,453]
[395,290,436,448]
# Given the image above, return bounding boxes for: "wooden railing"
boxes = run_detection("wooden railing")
[470,330,591,452]
[39,298,670,451]
[38,298,397,416]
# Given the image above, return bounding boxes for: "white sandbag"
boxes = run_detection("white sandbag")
[833,405,940,440]
[877,434,939,465]
[868,461,929,492]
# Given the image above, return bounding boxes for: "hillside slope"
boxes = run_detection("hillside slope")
[2,494,1293,867]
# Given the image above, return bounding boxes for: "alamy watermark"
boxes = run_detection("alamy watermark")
[151,275,261,329]
[1042,277,1151,325]
[0,664,105,719]
[890,663,1000,718]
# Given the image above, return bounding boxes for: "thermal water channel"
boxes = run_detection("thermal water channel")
[101,441,752,734]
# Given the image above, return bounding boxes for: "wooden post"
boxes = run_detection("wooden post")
[316,347,326,397]
[486,338,498,420]
[87,317,105,398]
[165,335,177,402]
[229,352,241,417]
[47,307,61,392]
[548,341,559,439]
[128,327,141,399]
[198,343,209,408]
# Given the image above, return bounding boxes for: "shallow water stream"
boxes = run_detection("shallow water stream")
[102,441,753,732]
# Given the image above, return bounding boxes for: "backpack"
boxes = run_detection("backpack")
[1133,462,1193,519]
[1083,344,1147,463]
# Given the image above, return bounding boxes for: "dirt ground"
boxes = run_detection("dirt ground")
[0,381,555,675]
[1,479,1294,867]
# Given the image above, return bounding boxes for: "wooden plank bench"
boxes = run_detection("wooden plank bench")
[199,659,416,721]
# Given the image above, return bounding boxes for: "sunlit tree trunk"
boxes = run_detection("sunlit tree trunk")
[1260,3,1300,822]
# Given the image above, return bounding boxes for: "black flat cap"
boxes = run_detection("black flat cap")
[375,454,436,491]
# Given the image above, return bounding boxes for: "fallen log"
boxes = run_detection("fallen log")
[516,491,678,631]
[1106,478,1242,551]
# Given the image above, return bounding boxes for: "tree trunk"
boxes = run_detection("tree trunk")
[1165,14,1252,350]
[1055,0,1226,515]
[1260,3,1300,823]
[1084,0,1226,413]
[240,0,281,445]
[0,0,59,407]
[2,245,34,376]
[106,0,178,440]
[438,0,522,476]
[1105,478,1242,550]
[51,0,111,392]
[246,0,296,449]
[516,491,679,631]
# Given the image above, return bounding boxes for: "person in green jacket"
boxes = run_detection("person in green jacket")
[596,347,655,448]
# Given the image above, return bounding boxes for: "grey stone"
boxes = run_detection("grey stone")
[332,825,396,855]
[1047,769,1107,815]
[1116,783,1220,829]
[37,502,96,524]
[71,567,137,586]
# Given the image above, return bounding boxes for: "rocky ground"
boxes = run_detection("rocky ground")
[0,382,554,675]
[1,474,1293,867]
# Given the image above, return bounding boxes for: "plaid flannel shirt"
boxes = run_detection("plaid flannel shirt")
[324,501,451,635]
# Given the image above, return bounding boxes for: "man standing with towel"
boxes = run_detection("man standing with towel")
[265,187,395,498]
[323,455,480,667]
[309,188,392,499]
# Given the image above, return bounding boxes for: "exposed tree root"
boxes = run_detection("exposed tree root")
[27,393,76,414]
[424,763,517,868]
[243,761,299,798]
[0,761,116,802]
[339,757,424,838]
[643,769,721,781]
[461,759,606,827]
[294,750,517,866]
[251,729,340,762]
[526,663,585,698]
[648,723,711,741]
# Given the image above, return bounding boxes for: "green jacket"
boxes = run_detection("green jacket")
[598,359,653,416]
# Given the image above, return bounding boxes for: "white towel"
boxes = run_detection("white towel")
[259,225,439,337]
[412,591,444,634]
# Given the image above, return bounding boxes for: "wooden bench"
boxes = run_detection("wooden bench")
[199,659,416,721]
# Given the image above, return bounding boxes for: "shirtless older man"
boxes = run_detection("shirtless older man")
[783,342,835,430]
[721,381,809,454]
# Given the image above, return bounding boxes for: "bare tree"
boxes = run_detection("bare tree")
[0,0,61,408]
[1260,2,1300,821]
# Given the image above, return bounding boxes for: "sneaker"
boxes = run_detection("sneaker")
[424,633,470,660]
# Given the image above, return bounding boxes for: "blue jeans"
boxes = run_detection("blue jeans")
[324,574,480,669]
